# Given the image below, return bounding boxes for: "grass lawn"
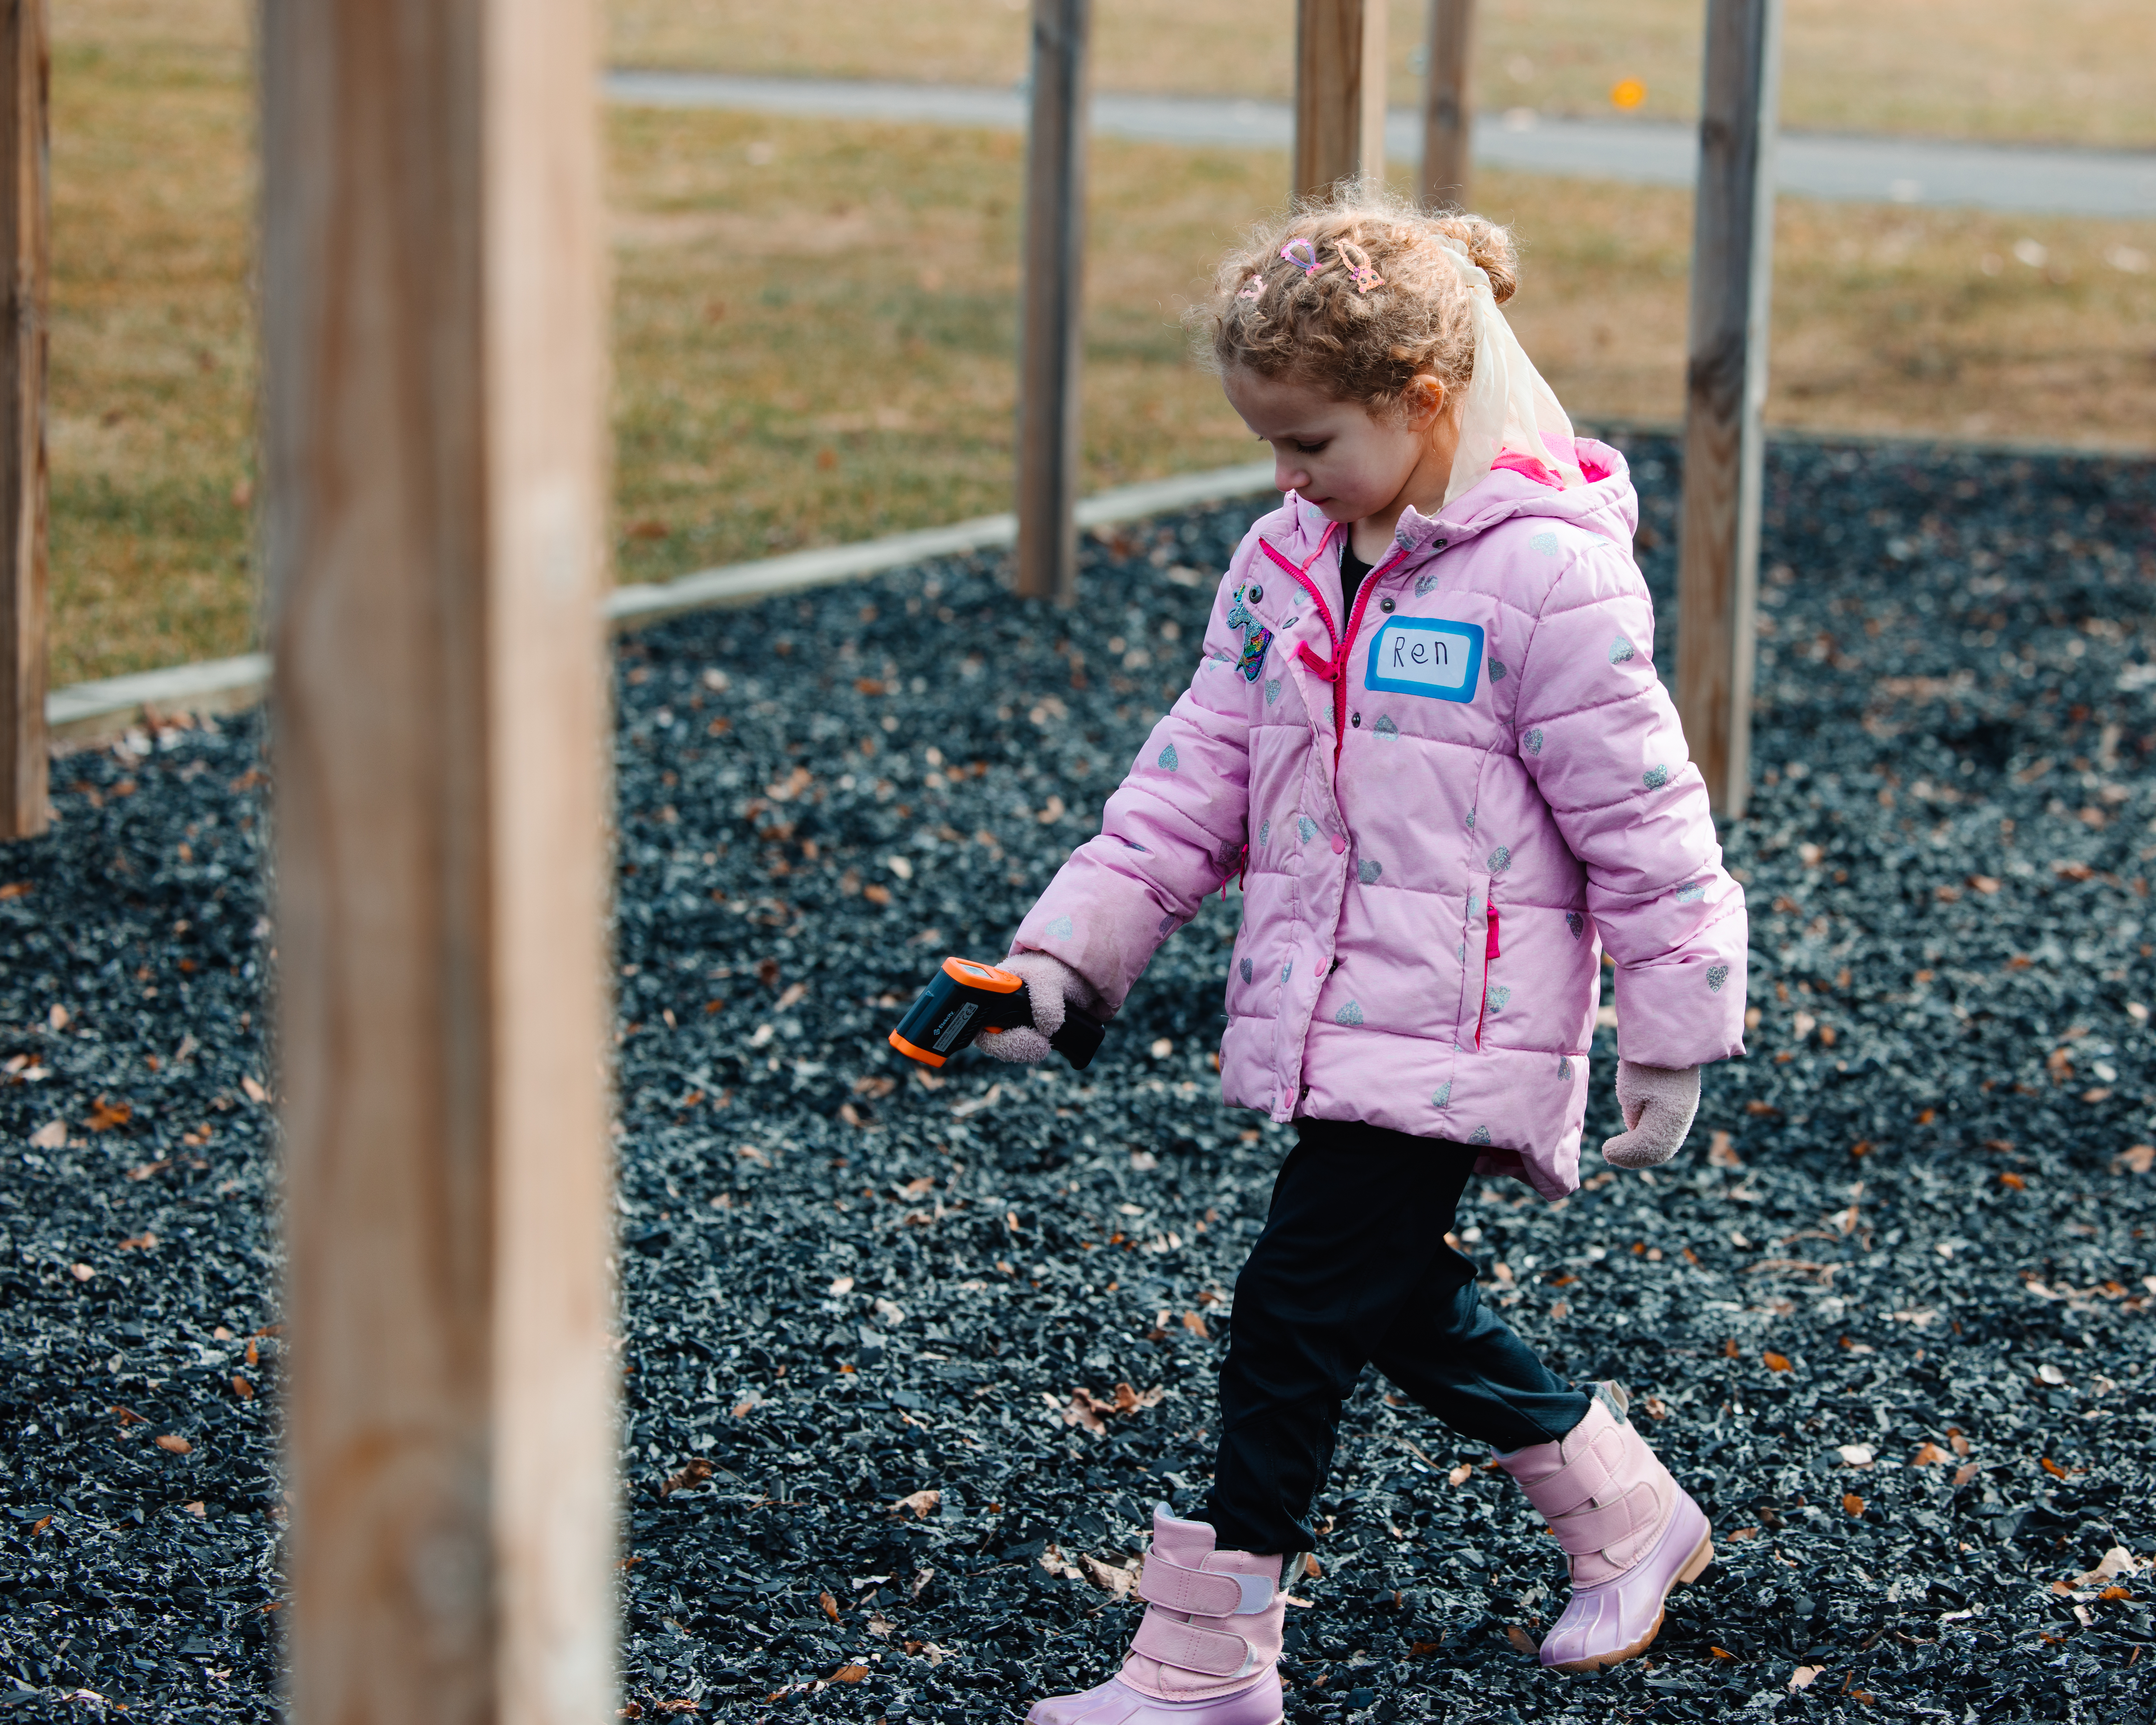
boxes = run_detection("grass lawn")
[41,1,2156,681]
[611,0,2156,150]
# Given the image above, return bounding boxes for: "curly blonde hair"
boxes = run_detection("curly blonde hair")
[1194,186,1518,421]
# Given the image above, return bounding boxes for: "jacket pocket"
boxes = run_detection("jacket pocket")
[1457,873,1501,1050]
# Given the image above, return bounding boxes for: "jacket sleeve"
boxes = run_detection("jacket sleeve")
[1510,538,1748,1068]
[1009,537,1268,1012]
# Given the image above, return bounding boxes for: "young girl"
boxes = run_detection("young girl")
[968,194,1747,1717]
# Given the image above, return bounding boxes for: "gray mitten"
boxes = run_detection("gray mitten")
[977,950,1092,1065]
[1601,1060,1701,1169]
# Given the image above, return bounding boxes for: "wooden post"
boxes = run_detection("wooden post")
[0,0,45,841]
[1293,0,1386,202]
[262,0,615,1718]
[1419,0,1475,210]
[1014,0,1089,604]
[1675,0,1782,820]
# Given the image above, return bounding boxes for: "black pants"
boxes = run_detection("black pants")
[1199,1119,1593,1555]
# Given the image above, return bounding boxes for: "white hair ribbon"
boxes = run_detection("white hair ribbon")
[1436,242,1584,506]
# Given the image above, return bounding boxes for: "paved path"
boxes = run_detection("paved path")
[606,70,2156,220]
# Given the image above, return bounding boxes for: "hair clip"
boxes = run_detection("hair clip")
[1336,241,1385,295]
[1236,272,1265,301]
[1280,238,1323,278]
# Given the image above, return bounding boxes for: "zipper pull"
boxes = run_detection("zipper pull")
[1296,641,1339,680]
[1486,907,1501,961]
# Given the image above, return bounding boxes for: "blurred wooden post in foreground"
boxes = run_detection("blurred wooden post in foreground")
[1419,0,1475,210]
[1015,0,1089,603]
[1294,0,1386,202]
[1675,0,1782,819]
[263,0,616,1719]
[0,0,46,840]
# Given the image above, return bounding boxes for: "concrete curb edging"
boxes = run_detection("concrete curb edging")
[44,460,1279,751]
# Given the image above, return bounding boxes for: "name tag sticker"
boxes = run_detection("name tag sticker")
[1363,619,1485,702]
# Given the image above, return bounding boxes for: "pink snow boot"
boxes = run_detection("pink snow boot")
[1494,1383,1713,1672]
[1026,1505,1285,1725]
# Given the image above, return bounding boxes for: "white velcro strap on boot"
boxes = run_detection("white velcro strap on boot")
[1132,1613,1252,1680]
[1136,1556,1274,1617]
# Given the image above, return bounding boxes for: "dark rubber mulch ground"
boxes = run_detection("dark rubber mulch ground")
[3,435,2154,1722]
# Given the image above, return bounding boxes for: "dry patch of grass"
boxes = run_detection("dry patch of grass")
[36,1,2156,678]
[612,110,2156,586]
[609,0,2156,149]
[47,1,256,684]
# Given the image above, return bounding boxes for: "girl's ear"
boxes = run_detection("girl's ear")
[1407,374,1449,432]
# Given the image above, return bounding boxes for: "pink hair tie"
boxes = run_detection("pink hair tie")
[1279,238,1322,277]
[1235,272,1265,301]
[1336,240,1385,295]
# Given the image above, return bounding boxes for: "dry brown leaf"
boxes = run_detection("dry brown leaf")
[1708,1131,1743,1169]
[1408,1638,1442,1657]
[891,1488,941,1518]
[1910,1442,1946,1467]
[231,1375,254,1400]
[0,881,28,900]
[85,1096,133,1132]
[1763,1351,1793,1373]
[1181,1310,1209,1339]
[1077,1552,1139,1596]
[1504,1624,1538,1656]
[1447,1463,1474,1485]
[828,1665,869,1685]
[68,1263,94,1282]
[820,1590,840,1624]
[1842,1493,1866,1516]
[241,1076,269,1104]
[154,1434,192,1454]
[124,1159,173,1182]
[1949,1430,1972,1457]
[2115,1144,2155,1174]
[1952,1462,1981,1487]
[1728,1526,1760,1541]
[2065,1548,2146,1589]
[658,1458,715,1498]
[28,1120,65,1149]
[1789,1666,1824,1691]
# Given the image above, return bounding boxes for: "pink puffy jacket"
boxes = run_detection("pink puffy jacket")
[1013,439,1748,1199]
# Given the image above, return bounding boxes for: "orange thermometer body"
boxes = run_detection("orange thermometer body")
[888,956,1105,1070]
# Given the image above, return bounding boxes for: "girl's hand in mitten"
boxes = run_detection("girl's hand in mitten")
[1601,1060,1701,1168]
[977,951,1092,1065]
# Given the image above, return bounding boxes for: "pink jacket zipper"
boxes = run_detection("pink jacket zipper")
[1259,531,1408,767]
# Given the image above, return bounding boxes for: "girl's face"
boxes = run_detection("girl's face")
[1221,365,1456,535]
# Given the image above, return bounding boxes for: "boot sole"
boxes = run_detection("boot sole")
[1546,1533,1714,1674]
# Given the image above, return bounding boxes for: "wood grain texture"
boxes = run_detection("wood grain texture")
[1419,0,1475,210]
[1015,0,1088,603]
[262,0,616,1719]
[1293,0,1385,202]
[1676,0,1782,820]
[0,0,44,839]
